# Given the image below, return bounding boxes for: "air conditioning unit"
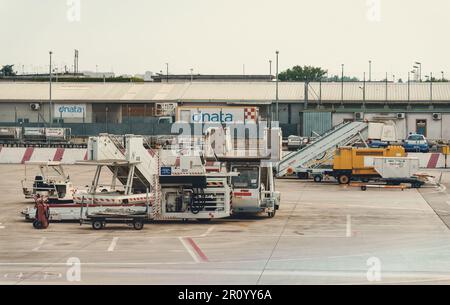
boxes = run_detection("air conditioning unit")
[30,103,40,111]
[432,113,442,120]
[354,112,364,121]
[396,113,405,119]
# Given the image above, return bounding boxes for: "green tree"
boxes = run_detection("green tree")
[278,65,327,82]
[0,65,16,76]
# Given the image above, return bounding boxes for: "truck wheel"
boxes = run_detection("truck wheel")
[92,220,103,230]
[133,220,144,230]
[338,175,350,184]
[361,186,367,191]
[268,209,276,218]
[313,175,322,183]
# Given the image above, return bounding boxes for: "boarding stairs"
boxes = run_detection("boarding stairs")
[276,121,368,177]
[88,134,158,192]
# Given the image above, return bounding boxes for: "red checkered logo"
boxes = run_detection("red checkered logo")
[244,107,257,122]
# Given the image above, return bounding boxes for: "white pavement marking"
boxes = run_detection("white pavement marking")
[107,237,119,252]
[199,226,215,237]
[178,237,200,263]
[346,215,352,237]
[0,223,5,229]
[32,237,46,252]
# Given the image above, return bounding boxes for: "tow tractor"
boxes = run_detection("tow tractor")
[21,161,76,204]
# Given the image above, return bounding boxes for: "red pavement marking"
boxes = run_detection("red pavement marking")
[186,237,209,262]
[84,151,88,160]
[53,148,65,161]
[21,147,34,164]
[427,153,440,168]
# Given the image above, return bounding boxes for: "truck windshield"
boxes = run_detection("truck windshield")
[231,167,259,189]
[408,135,424,141]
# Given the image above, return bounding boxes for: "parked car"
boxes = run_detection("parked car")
[287,135,309,151]
[367,139,389,148]
[403,133,430,153]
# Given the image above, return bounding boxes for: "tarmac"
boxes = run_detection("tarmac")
[1,164,450,284]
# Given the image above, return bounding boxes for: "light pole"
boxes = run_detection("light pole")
[341,64,344,104]
[368,60,372,82]
[269,60,272,78]
[441,71,445,81]
[165,63,169,83]
[275,50,279,122]
[49,51,53,127]
[415,62,422,82]
[408,72,411,102]
[190,68,193,82]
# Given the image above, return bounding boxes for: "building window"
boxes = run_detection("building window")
[18,118,29,123]
[53,118,64,124]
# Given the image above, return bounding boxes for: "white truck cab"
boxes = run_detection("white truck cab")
[229,161,279,217]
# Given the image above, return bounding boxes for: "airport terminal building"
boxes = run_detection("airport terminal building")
[1,81,450,140]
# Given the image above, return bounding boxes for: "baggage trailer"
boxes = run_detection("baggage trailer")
[82,212,147,230]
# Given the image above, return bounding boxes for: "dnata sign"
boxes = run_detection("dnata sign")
[179,107,258,123]
[192,111,234,123]
[54,104,86,118]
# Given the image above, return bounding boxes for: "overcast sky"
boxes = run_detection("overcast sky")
[1,0,449,80]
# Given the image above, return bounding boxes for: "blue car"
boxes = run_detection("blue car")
[403,134,429,153]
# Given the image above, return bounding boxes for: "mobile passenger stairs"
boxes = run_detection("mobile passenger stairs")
[78,134,234,227]
[276,121,369,179]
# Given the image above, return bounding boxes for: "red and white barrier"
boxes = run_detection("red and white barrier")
[0,148,449,168]
[0,148,88,164]
[407,153,448,169]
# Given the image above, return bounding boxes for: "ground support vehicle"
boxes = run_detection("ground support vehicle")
[21,161,76,204]
[204,126,282,217]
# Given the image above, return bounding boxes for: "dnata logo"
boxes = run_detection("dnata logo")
[58,105,84,113]
[192,111,233,123]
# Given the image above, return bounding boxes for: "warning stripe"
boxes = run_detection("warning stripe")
[185,237,209,262]
[53,148,65,161]
[233,192,252,197]
[147,149,155,157]
[83,151,88,160]
[21,147,34,164]
[427,153,440,168]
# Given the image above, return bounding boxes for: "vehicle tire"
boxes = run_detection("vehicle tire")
[133,220,144,230]
[361,186,367,191]
[313,175,322,183]
[268,208,276,218]
[92,220,103,230]
[33,220,42,229]
[338,175,350,184]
